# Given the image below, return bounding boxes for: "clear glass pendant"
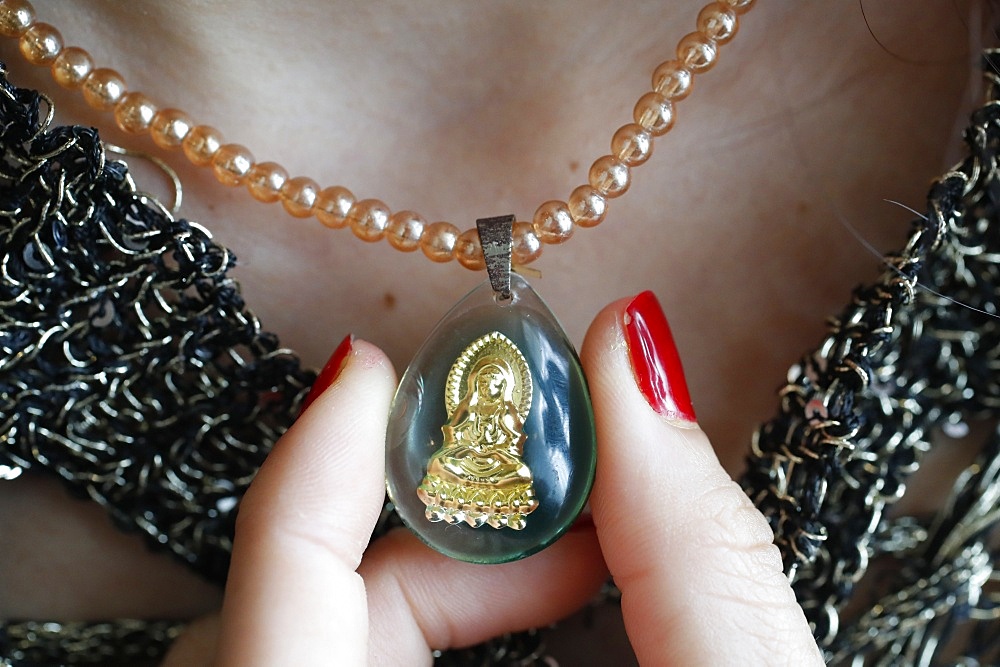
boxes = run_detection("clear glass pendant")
[385,272,596,564]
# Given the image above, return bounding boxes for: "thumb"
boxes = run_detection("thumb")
[582,292,821,666]
[215,336,396,666]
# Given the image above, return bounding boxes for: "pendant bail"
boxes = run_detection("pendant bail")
[476,214,515,301]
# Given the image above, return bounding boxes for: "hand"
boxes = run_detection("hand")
[165,294,822,666]
[165,337,607,666]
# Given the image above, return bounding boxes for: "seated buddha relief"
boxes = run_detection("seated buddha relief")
[417,331,538,530]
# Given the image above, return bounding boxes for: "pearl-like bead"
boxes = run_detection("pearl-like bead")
[182,125,223,167]
[280,176,319,218]
[349,199,391,242]
[567,185,608,228]
[611,123,653,166]
[512,221,542,265]
[652,60,692,101]
[82,68,126,111]
[0,0,35,38]
[721,0,754,14]
[50,46,92,89]
[533,200,574,244]
[114,92,157,134]
[245,161,287,203]
[19,21,60,66]
[454,228,485,270]
[588,156,630,198]
[633,92,675,137]
[150,108,193,149]
[212,143,255,187]
[386,209,426,251]
[315,186,355,228]
[697,3,738,44]
[420,221,459,262]
[676,32,717,73]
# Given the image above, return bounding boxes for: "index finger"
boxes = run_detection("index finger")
[582,292,822,665]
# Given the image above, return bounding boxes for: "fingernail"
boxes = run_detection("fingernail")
[300,334,354,414]
[623,291,696,423]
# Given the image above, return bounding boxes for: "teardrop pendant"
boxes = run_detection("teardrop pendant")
[385,273,596,563]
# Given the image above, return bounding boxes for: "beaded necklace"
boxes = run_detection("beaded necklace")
[1,0,753,269]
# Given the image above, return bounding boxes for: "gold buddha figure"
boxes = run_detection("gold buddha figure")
[417,331,538,530]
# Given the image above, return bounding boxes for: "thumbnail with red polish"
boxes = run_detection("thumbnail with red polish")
[300,334,353,413]
[623,291,696,423]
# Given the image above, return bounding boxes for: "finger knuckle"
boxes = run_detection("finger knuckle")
[686,476,779,559]
[235,502,368,572]
[683,477,792,592]
[679,479,820,660]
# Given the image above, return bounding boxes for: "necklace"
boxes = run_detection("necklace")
[0,0,754,563]
[1,0,751,269]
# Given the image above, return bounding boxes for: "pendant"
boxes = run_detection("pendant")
[385,216,596,564]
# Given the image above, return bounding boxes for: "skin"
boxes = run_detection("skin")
[0,1,986,663]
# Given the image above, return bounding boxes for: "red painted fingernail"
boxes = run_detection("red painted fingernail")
[300,334,354,414]
[623,291,696,423]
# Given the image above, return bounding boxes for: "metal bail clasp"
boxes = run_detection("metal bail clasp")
[476,214,515,301]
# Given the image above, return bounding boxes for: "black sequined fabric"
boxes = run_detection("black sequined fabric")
[0,62,314,583]
[743,52,1000,664]
[0,58,312,664]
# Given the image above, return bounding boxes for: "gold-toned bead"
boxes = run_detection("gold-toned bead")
[676,31,717,73]
[633,92,675,137]
[50,46,92,88]
[81,68,126,111]
[697,2,738,44]
[280,176,320,218]
[114,91,157,134]
[315,186,355,228]
[512,221,542,265]
[567,185,608,228]
[386,209,426,251]
[150,108,193,149]
[212,143,255,187]
[19,21,60,66]
[245,161,287,203]
[588,156,630,199]
[532,200,574,244]
[181,125,223,167]
[349,198,391,242]
[720,0,754,15]
[611,123,653,167]
[454,228,485,270]
[651,60,692,101]
[420,221,459,262]
[0,0,35,38]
